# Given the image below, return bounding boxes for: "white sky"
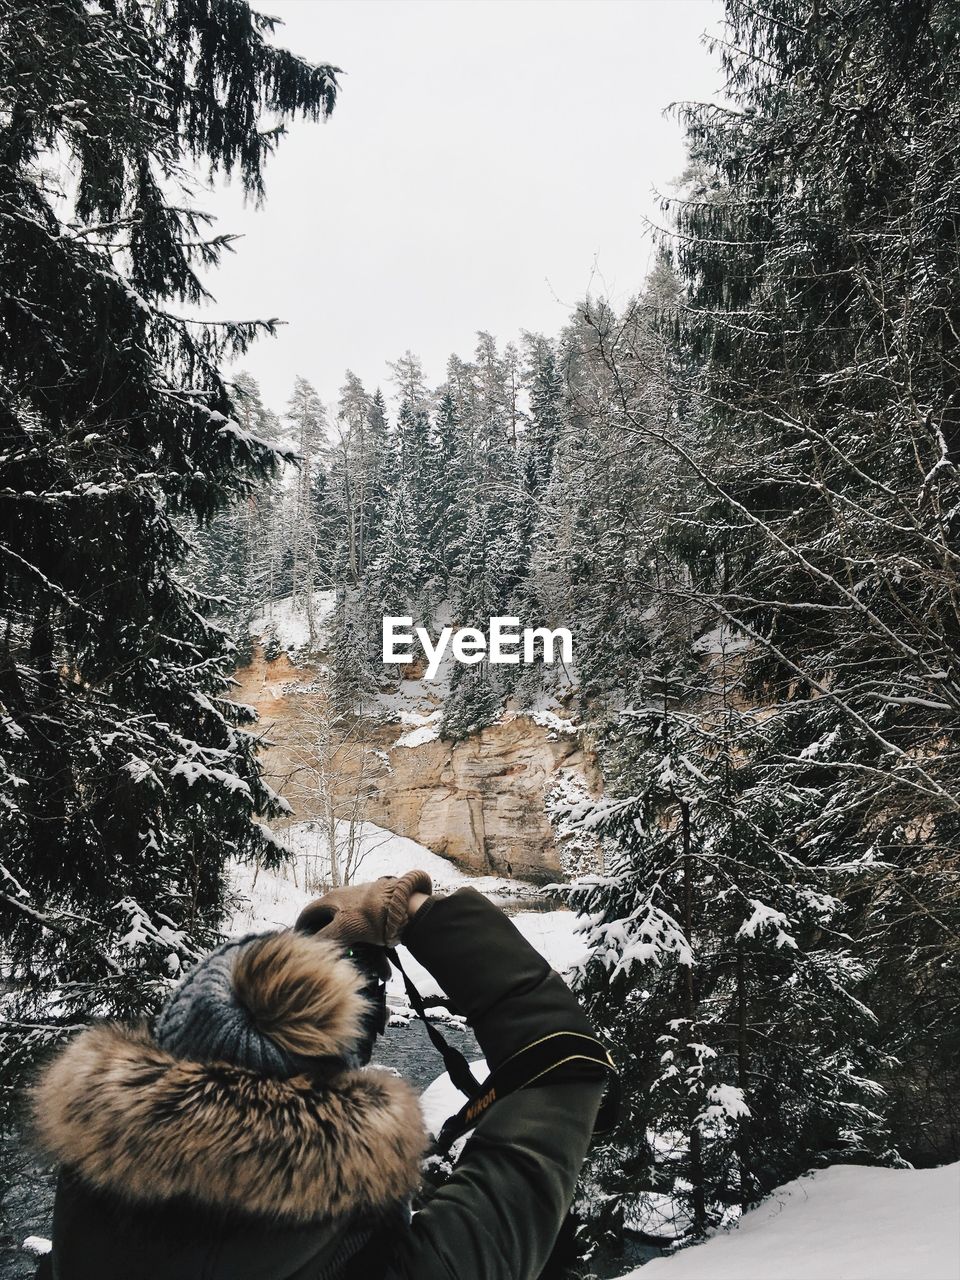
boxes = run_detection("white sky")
[204,0,724,413]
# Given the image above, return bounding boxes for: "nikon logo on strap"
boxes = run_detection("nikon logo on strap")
[464,1087,497,1124]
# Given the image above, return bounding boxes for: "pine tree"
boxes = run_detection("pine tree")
[441,498,507,736]
[359,387,393,555]
[285,376,327,643]
[388,350,431,416]
[523,333,564,493]
[440,665,502,745]
[183,372,286,654]
[377,397,432,604]
[472,331,515,503]
[429,390,469,586]
[657,0,960,1160]
[328,371,372,582]
[310,465,342,587]
[327,588,378,715]
[527,294,670,708]
[0,0,338,1100]
[394,400,433,513]
[564,644,889,1246]
[368,481,422,622]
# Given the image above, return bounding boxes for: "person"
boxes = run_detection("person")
[31,871,608,1280]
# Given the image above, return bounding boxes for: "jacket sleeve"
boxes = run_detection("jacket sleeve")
[384,888,606,1280]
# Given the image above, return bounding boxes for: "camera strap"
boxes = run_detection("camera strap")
[386,948,484,1101]
[433,1030,621,1154]
[386,949,620,1156]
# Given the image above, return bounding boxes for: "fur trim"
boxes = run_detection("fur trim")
[33,1023,426,1223]
[231,931,366,1061]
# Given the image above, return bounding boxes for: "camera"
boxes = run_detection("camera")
[339,942,390,1066]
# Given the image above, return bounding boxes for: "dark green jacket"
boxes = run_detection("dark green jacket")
[34,888,605,1280]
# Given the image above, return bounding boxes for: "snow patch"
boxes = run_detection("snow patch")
[395,724,440,748]
[394,708,442,747]
[251,592,337,653]
[226,819,531,938]
[420,1056,488,1138]
[21,1237,51,1258]
[619,1162,960,1280]
[528,701,580,736]
[692,624,752,655]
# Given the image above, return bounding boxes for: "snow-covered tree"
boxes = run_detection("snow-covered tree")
[180,372,286,654]
[285,376,327,643]
[564,642,889,1245]
[368,481,423,622]
[657,0,960,1162]
[0,0,338,1102]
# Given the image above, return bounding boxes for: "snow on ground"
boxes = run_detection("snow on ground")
[227,819,587,1006]
[250,591,337,653]
[419,1057,488,1138]
[394,708,442,748]
[228,856,308,935]
[511,906,590,972]
[373,676,446,722]
[526,693,580,737]
[226,822,480,936]
[395,724,441,748]
[619,1162,960,1280]
[268,819,528,895]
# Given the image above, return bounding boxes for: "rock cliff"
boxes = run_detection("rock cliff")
[232,649,600,882]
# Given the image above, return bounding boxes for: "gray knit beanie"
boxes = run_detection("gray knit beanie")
[155,932,303,1077]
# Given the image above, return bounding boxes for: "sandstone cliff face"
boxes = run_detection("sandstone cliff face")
[361,715,597,880]
[232,650,600,882]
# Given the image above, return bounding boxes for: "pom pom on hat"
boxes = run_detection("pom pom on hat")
[155,931,367,1075]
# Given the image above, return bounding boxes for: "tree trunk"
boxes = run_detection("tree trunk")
[736,942,752,1212]
[681,798,707,1235]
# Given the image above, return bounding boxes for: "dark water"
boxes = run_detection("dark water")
[375,1014,480,1091]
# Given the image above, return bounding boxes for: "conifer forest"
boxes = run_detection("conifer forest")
[2,0,960,1274]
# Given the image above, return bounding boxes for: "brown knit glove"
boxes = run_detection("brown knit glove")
[295,870,433,947]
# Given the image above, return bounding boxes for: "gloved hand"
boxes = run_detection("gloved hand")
[295,870,433,947]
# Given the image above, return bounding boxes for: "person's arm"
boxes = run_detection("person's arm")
[387,887,605,1280]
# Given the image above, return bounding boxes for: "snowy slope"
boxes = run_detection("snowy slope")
[619,1162,960,1280]
[228,819,533,935]
[250,591,337,652]
[227,819,587,1004]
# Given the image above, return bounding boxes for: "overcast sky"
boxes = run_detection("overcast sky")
[204,0,724,413]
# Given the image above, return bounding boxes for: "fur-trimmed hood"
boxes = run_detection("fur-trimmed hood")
[33,945,427,1224]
